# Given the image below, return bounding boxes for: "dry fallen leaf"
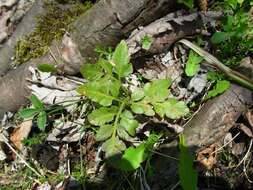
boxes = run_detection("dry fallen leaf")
[239,124,253,138]
[197,143,218,170]
[10,119,32,150]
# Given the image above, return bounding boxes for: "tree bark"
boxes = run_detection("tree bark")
[0,0,45,76]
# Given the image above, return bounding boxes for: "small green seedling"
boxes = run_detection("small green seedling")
[19,94,47,131]
[141,36,153,50]
[77,40,189,160]
[185,50,203,77]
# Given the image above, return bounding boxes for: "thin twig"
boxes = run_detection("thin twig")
[0,133,43,177]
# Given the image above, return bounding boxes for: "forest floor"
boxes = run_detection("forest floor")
[0,0,253,190]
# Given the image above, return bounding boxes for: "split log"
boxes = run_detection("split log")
[151,57,253,189]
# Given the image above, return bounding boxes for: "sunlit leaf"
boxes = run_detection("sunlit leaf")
[141,36,153,50]
[154,99,189,119]
[117,124,132,141]
[119,110,139,136]
[205,80,230,100]
[19,108,39,118]
[119,144,146,171]
[96,125,114,141]
[102,137,126,158]
[112,40,133,77]
[80,63,104,80]
[143,79,171,102]
[131,88,145,101]
[77,76,120,106]
[88,106,118,126]
[131,101,155,116]
[37,111,47,131]
[37,64,57,73]
[30,94,43,109]
[185,50,203,77]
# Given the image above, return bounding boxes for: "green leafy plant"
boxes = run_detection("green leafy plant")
[185,50,203,77]
[204,71,230,100]
[19,94,47,131]
[211,0,253,65]
[177,0,195,10]
[179,134,198,190]
[37,63,57,73]
[141,36,153,50]
[77,40,189,163]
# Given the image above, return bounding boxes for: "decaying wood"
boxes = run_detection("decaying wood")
[0,0,180,116]
[151,57,253,189]
[0,0,45,76]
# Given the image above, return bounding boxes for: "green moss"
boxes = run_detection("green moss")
[15,1,93,64]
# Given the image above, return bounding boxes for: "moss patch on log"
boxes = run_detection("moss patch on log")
[14,0,92,64]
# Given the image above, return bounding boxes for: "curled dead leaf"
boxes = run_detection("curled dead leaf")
[197,143,218,170]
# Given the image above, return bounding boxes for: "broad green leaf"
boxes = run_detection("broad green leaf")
[177,0,194,9]
[179,134,198,190]
[80,63,104,81]
[207,71,224,81]
[100,75,121,97]
[155,99,189,119]
[224,16,234,32]
[112,40,133,77]
[211,32,229,44]
[30,94,43,109]
[185,51,203,77]
[102,137,126,158]
[116,63,133,78]
[131,89,145,101]
[112,40,129,66]
[97,59,113,74]
[37,64,57,73]
[228,0,238,9]
[77,76,120,106]
[141,36,153,50]
[118,134,159,171]
[205,80,230,100]
[117,124,132,141]
[237,0,244,4]
[88,106,118,126]
[153,102,167,118]
[119,144,146,171]
[143,79,171,102]
[119,110,139,136]
[37,111,47,131]
[19,108,39,118]
[96,125,114,141]
[131,101,155,116]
